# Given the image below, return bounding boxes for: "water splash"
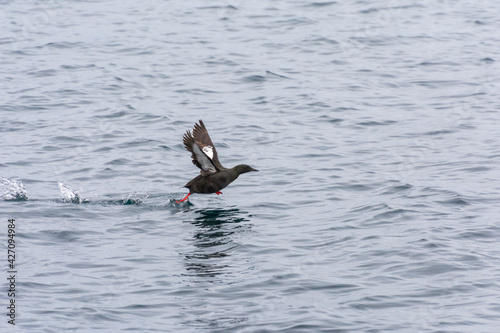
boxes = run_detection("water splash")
[0,178,28,201]
[58,182,84,204]
[121,193,148,205]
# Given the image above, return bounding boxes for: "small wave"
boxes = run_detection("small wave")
[303,2,337,8]
[0,177,28,201]
[480,57,494,63]
[265,70,291,79]
[243,75,266,83]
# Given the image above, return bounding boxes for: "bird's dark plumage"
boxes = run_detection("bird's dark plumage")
[177,120,257,202]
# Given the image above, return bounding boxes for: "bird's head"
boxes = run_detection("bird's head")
[233,164,259,175]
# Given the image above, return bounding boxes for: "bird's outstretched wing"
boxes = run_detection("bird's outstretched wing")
[183,120,224,174]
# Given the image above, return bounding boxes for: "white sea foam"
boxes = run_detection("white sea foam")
[0,178,28,201]
[58,182,83,203]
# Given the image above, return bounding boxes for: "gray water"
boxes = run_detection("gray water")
[1,1,500,332]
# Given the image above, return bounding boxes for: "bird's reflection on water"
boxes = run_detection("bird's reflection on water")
[183,207,250,279]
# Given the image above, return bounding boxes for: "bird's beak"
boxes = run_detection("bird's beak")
[251,167,259,172]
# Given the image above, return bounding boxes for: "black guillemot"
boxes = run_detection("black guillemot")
[176,120,258,203]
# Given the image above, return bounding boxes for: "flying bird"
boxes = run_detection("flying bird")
[176,120,258,203]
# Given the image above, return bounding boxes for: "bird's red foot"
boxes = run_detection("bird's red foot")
[176,192,191,203]
[215,191,222,195]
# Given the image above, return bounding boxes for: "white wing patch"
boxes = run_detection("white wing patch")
[192,143,216,173]
[202,146,214,160]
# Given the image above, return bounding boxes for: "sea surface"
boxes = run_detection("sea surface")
[1,1,500,332]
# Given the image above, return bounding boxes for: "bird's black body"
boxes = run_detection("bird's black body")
[178,120,257,201]
[184,164,256,194]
